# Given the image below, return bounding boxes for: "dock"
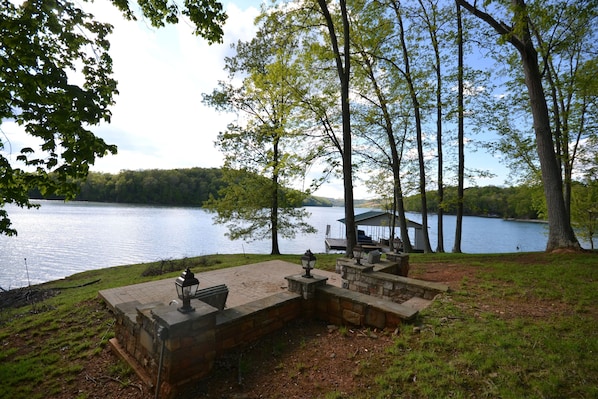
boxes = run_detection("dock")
[325,238,385,253]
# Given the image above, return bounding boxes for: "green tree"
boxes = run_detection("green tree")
[0,0,227,236]
[530,1,598,220]
[389,0,433,253]
[483,1,598,223]
[316,0,358,256]
[350,0,415,252]
[571,180,598,250]
[417,0,450,253]
[202,25,316,255]
[457,0,581,251]
[111,0,226,44]
[1,0,117,235]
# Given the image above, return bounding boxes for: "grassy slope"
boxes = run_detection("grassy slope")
[0,252,596,399]
[374,252,598,399]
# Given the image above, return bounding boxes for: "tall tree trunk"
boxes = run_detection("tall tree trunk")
[394,2,433,253]
[360,52,413,252]
[317,0,356,256]
[457,0,580,251]
[417,0,445,252]
[436,95,445,253]
[271,136,281,255]
[519,44,579,250]
[453,0,464,253]
[393,167,413,252]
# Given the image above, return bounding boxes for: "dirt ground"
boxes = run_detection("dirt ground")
[30,260,566,399]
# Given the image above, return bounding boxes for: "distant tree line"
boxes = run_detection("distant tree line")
[403,185,542,220]
[29,168,224,206]
[28,168,333,208]
[403,182,596,248]
[28,167,545,220]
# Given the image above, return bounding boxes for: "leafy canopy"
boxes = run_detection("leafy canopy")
[0,0,227,236]
[202,23,318,254]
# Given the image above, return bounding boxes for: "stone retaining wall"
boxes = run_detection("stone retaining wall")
[215,291,303,355]
[111,291,305,398]
[337,257,449,301]
[109,270,431,399]
[315,285,417,328]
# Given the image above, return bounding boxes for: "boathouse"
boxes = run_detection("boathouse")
[325,211,425,252]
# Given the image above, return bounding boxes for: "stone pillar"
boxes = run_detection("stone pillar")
[385,252,410,276]
[336,257,374,290]
[285,274,328,300]
[285,274,328,320]
[149,300,219,398]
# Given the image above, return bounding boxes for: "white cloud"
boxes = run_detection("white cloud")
[86,1,261,173]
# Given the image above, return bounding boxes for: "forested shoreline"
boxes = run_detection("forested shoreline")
[402,185,542,220]
[29,168,546,220]
[28,168,335,208]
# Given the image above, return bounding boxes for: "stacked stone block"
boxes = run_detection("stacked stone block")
[336,257,448,302]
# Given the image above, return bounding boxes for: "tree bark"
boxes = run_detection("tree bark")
[453,0,464,253]
[457,0,580,251]
[271,135,281,255]
[520,44,579,250]
[317,0,356,256]
[394,1,433,253]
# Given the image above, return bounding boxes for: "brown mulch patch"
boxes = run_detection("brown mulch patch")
[66,346,147,399]
[408,262,477,290]
[187,321,395,399]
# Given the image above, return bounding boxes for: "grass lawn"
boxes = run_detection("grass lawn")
[0,252,596,398]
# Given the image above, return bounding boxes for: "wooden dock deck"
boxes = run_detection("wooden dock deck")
[325,238,385,253]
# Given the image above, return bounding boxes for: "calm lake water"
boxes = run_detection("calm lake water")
[1,200,592,289]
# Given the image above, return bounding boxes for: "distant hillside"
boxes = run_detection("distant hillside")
[304,196,334,207]
[29,168,225,207]
[28,169,538,219]
[403,185,541,220]
[29,168,335,208]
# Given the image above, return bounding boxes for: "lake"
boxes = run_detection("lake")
[1,200,592,289]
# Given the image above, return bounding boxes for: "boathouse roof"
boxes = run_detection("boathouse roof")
[338,211,423,229]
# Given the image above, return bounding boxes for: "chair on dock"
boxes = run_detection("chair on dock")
[357,229,373,244]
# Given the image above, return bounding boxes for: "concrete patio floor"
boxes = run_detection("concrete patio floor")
[99,260,343,310]
[99,259,432,312]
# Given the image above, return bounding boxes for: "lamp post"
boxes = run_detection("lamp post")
[353,244,363,265]
[175,267,199,313]
[301,249,316,278]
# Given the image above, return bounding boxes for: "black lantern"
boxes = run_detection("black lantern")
[175,268,200,313]
[301,249,317,278]
[353,244,363,265]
